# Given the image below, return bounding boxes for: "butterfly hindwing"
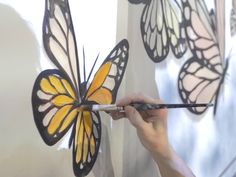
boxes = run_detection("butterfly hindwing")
[32,69,78,145]
[72,111,101,177]
[178,57,222,114]
[163,0,187,58]
[141,0,169,62]
[85,39,129,105]
[138,0,186,62]
[231,8,236,36]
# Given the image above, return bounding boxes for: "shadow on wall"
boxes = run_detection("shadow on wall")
[0,4,75,177]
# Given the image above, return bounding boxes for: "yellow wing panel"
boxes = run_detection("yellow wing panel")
[86,62,112,98]
[40,78,58,95]
[87,87,112,104]
[73,111,100,168]
[49,75,66,94]
[48,105,73,135]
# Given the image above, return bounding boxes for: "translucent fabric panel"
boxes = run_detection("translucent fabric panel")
[155,1,236,177]
[119,0,236,177]
[116,1,161,176]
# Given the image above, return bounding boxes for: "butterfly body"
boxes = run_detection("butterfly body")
[32,0,129,176]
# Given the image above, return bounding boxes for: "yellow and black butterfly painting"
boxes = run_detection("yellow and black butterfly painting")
[31,0,129,176]
[128,0,187,62]
[178,0,228,115]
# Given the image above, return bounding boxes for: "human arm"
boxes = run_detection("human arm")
[110,93,195,177]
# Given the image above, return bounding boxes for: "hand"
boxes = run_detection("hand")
[110,93,171,158]
[110,93,195,177]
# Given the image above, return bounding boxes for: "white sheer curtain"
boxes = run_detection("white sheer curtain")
[116,1,161,177]
[117,0,236,177]
[154,1,236,177]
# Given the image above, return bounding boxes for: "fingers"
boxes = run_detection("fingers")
[109,93,168,130]
[108,107,149,133]
[124,105,149,131]
[108,94,170,156]
[109,110,125,120]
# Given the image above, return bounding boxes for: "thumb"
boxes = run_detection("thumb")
[125,106,148,131]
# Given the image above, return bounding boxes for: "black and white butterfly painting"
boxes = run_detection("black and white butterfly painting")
[177,0,229,115]
[128,0,187,62]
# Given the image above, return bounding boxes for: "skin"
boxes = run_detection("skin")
[110,93,195,177]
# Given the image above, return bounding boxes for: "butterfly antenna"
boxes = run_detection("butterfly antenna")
[83,46,86,82]
[87,53,100,83]
[226,46,235,61]
[213,92,219,115]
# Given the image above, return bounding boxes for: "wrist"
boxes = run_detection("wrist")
[151,146,195,177]
[150,140,173,161]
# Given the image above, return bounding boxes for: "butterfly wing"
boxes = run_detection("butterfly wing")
[178,57,222,114]
[140,0,186,62]
[231,8,236,36]
[128,0,149,4]
[84,39,129,104]
[178,0,225,114]
[32,69,78,145]
[141,0,169,62]
[32,70,101,177]
[70,39,129,176]
[43,0,81,97]
[163,0,187,58]
[32,69,99,176]
[72,111,101,177]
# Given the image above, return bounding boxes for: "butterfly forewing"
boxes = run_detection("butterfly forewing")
[43,0,81,96]
[32,69,79,145]
[85,39,129,104]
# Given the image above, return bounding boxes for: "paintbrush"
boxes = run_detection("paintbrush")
[82,103,214,112]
